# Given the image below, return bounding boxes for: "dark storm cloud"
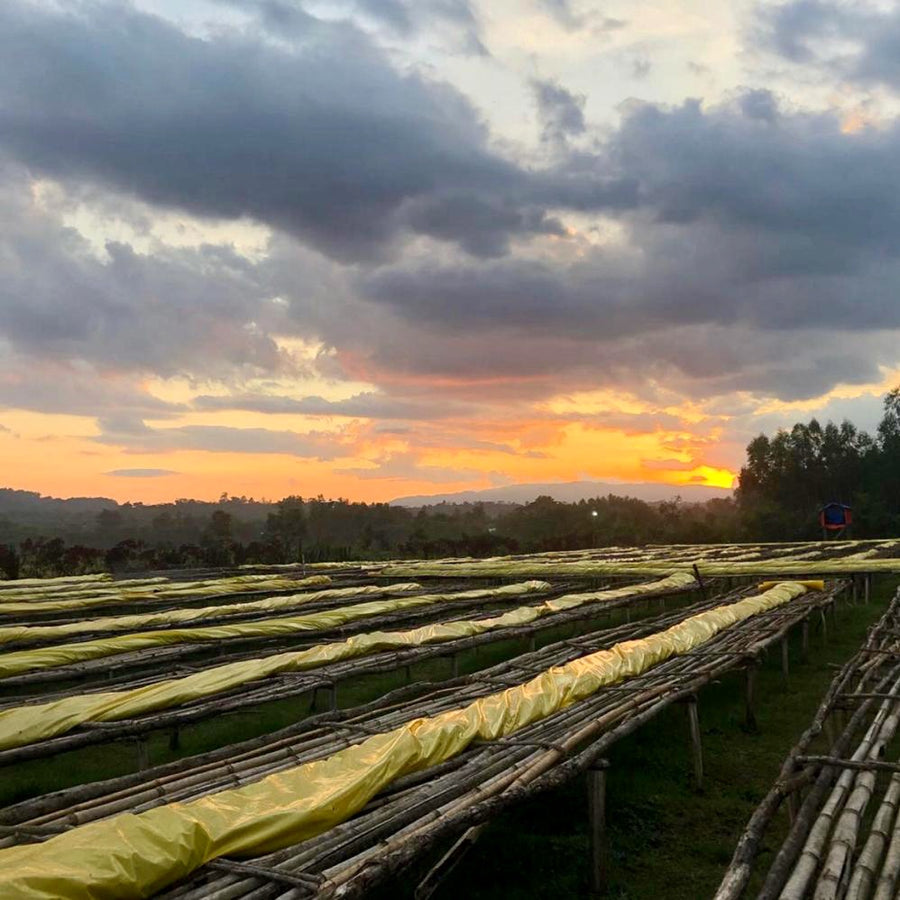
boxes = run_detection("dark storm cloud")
[0,189,285,377]
[738,88,779,123]
[346,92,900,399]
[0,362,185,418]
[2,0,900,413]
[610,97,900,246]
[531,78,587,144]
[755,1,900,87]
[0,1,626,261]
[192,391,478,419]
[96,417,343,458]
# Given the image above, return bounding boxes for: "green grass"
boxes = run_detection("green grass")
[375,578,897,899]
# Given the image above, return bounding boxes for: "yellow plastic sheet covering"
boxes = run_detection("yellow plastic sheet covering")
[0,574,694,752]
[0,577,165,601]
[0,574,331,617]
[373,540,897,578]
[0,580,431,647]
[381,552,900,579]
[758,580,825,592]
[0,580,812,899]
[0,581,555,679]
[0,573,111,591]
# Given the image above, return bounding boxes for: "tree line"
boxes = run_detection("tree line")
[0,493,741,579]
[737,387,900,540]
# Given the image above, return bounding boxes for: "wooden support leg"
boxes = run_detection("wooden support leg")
[820,609,828,647]
[451,654,459,679]
[311,683,337,713]
[404,665,413,683]
[587,761,609,897]
[852,576,859,604]
[168,726,180,752]
[801,620,810,663]
[528,634,537,653]
[136,738,150,771]
[686,696,704,791]
[745,665,758,732]
[865,575,871,605]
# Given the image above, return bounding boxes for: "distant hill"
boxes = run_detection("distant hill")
[391,480,733,507]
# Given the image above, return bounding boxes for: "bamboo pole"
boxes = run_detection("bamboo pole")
[716,585,897,900]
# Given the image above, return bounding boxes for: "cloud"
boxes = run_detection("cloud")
[0,1,635,262]
[0,355,186,417]
[192,391,477,420]
[631,57,652,79]
[0,166,290,378]
[95,417,345,459]
[5,76,899,410]
[531,78,587,144]
[360,93,900,332]
[105,468,179,477]
[534,0,624,33]
[0,0,899,453]
[339,90,900,402]
[755,1,900,88]
[537,0,584,30]
[351,0,487,54]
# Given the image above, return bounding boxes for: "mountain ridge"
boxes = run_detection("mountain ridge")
[391,480,733,507]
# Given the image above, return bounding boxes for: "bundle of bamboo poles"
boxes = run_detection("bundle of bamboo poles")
[0,580,843,898]
[716,586,900,900]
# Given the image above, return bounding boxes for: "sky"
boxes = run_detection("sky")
[2,0,900,504]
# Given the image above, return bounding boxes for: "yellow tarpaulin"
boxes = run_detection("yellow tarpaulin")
[381,552,900,579]
[0,580,813,899]
[0,574,332,617]
[0,573,112,592]
[0,581,554,679]
[0,579,434,647]
[0,574,692,751]
[0,577,166,601]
